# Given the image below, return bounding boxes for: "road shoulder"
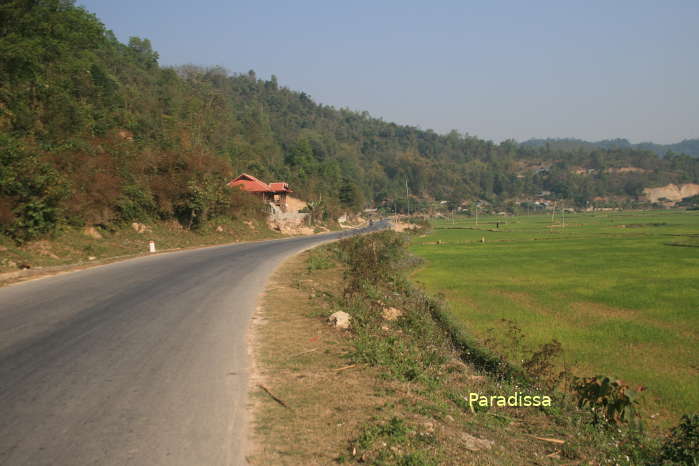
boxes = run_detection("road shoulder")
[247,249,387,464]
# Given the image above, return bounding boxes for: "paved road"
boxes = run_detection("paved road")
[0,223,386,465]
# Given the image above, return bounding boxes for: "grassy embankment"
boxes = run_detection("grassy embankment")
[250,231,678,464]
[410,210,699,427]
[0,218,280,285]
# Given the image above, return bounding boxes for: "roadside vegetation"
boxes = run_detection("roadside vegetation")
[251,228,698,464]
[3,0,699,252]
[0,216,278,285]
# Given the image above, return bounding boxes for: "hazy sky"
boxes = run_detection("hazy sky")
[78,0,698,144]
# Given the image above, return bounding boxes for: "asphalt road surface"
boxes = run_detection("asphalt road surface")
[0,222,387,465]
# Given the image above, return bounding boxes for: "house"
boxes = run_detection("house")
[228,173,293,211]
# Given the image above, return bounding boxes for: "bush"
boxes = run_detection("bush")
[338,230,405,295]
[0,136,68,242]
[660,414,699,464]
[572,375,641,425]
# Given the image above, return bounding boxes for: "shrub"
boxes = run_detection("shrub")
[573,375,641,425]
[660,414,699,465]
[338,230,405,295]
[0,136,68,242]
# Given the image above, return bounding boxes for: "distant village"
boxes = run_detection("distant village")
[230,171,699,226]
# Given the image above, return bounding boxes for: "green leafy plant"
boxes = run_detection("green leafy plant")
[573,375,641,425]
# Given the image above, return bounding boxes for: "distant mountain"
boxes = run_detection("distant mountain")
[521,138,699,158]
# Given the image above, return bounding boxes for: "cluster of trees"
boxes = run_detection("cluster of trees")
[522,138,699,159]
[2,0,698,242]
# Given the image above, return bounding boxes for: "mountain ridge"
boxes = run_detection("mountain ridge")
[521,137,699,158]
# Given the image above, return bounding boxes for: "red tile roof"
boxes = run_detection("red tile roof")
[228,174,292,193]
[269,182,292,193]
[228,173,272,193]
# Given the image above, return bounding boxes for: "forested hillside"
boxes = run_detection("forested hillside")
[522,138,699,158]
[2,0,699,242]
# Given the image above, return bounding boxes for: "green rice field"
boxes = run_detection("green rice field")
[409,210,699,425]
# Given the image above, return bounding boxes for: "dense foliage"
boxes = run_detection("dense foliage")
[522,137,699,158]
[2,0,698,241]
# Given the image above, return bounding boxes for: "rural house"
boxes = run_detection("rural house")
[228,173,293,212]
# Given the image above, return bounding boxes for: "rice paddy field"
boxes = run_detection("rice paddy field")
[409,210,699,426]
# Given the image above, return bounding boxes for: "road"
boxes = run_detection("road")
[0,222,386,465]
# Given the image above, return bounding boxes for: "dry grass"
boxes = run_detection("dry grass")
[248,253,390,464]
[246,248,641,465]
[0,218,281,286]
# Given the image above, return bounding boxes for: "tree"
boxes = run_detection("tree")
[338,178,363,211]
[128,36,159,68]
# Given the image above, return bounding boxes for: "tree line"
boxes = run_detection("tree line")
[2,0,698,242]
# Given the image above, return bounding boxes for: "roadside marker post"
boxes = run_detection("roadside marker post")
[149,240,156,253]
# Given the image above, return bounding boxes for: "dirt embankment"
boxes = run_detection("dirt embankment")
[643,183,699,203]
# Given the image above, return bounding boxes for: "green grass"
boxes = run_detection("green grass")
[410,210,699,426]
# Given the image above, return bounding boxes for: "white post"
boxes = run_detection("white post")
[562,204,565,229]
[149,240,156,253]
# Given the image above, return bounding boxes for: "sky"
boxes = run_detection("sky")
[78,0,699,144]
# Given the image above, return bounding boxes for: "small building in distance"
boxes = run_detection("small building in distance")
[228,173,293,212]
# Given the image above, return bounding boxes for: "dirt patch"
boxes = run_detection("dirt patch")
[285,196,307,213]
[571,301,633,319]
[493,289,541,312]
[606,167,651,175]
[571,302,695,339]
[247,252,389,464]
[643,183,699,203]
[391,222,417,233]
[25,240,60,260]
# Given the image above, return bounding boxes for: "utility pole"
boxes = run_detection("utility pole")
[561,202,566,229]
[405,178,410,216]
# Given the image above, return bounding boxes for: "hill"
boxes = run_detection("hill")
[2,0,699,243]
[521,137,699,158]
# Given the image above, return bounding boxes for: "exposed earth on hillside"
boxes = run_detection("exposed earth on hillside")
[643,183,699,203]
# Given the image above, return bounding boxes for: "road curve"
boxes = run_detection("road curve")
[0,223,386,466]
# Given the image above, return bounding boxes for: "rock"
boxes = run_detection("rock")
[83,226,102,239]
[461,433,493,451]
[216,225,224,232]
[469,375,487,382]
[328,311,351,330]
[131,222,150,234]
[88,256,96,261]
[382,307,403,321]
